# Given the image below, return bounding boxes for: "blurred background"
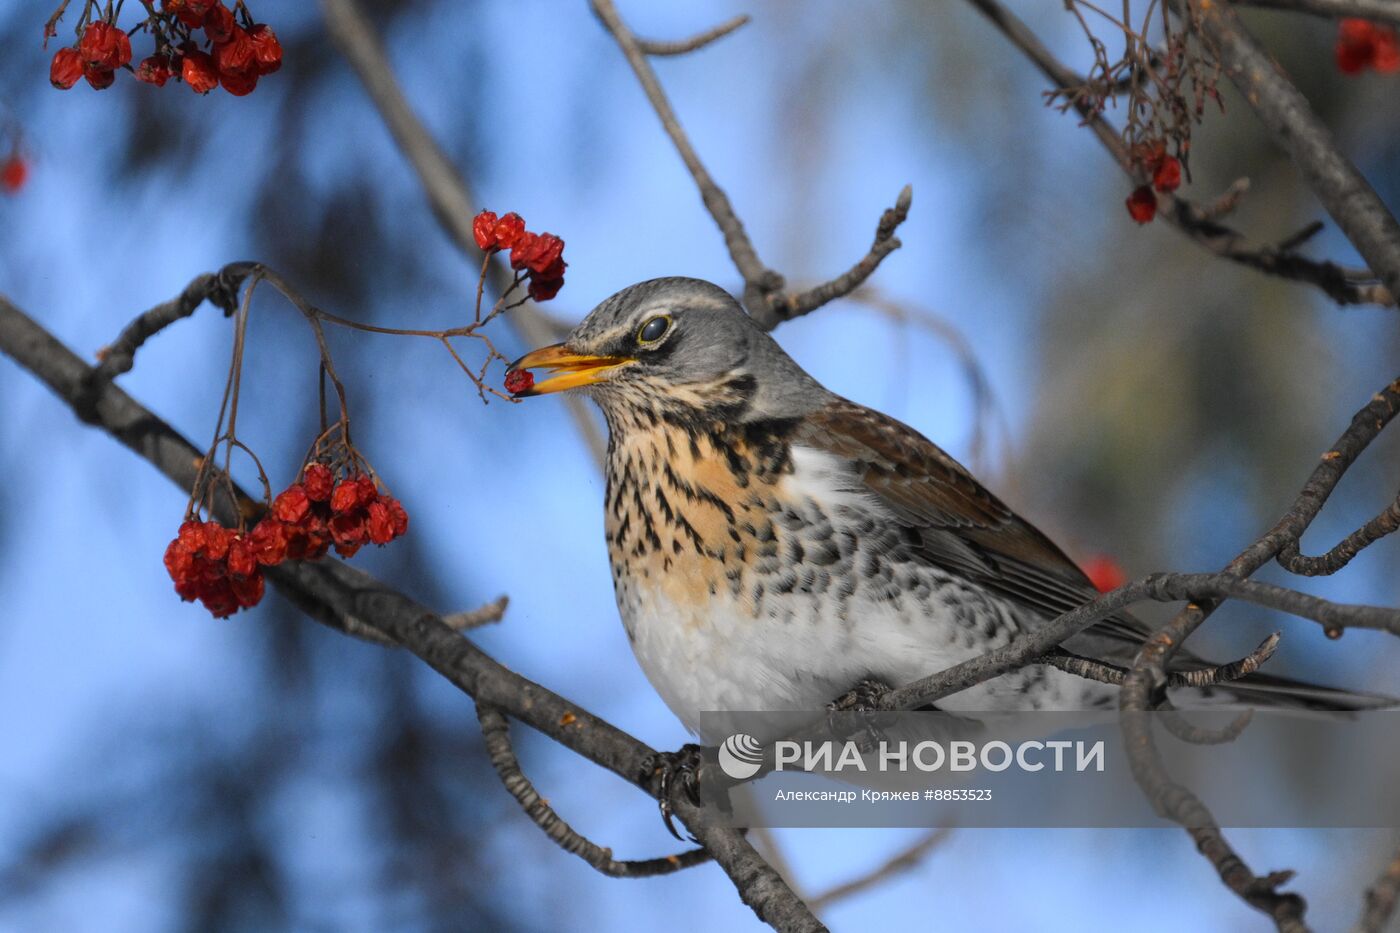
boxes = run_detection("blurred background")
[2,1,1399,930]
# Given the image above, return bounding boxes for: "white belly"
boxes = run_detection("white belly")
[620,574,1113,744]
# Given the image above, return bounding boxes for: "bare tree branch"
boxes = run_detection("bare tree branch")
[0,293,826,933]
[964,0,1394,309]
[588,0,913,328]
[1278,494,1400,576]
[1186,0,1400,301]
[777,186,913,325]
[319,0,608,466]
[1235,0,1400,25]
[634,13,750,56]
[1117,375,1400,931]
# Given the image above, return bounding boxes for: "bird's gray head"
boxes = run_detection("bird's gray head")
[507,277,828,426]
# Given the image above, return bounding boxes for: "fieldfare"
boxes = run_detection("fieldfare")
[508,278,1372,744]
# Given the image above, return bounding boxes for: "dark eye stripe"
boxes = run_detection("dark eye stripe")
[638,315,671,344]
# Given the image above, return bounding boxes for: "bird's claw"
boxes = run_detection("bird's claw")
[642,744,705,842]
[827,678,895,751]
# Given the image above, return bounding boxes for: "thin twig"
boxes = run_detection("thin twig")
[634,13,750,56]
[807,829,952,911]
[443,595,510,631]
[772,186,913,327]
[1277,495,1400,576]
[475,704,710,878]
[1355,842,1400,933]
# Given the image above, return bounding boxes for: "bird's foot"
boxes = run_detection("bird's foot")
[639,744,705,842]
[827,678,896,752]
[828,678,895,712]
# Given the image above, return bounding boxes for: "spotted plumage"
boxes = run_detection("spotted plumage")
[509,277,1378,742]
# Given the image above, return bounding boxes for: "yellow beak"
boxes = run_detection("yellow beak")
[506,343,633,396]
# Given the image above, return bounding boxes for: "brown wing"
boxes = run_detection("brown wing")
[793,398,1151,657]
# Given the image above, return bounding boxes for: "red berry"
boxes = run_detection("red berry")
[386,498,408,537]
[201,521,232,560]
[504,368,534,394]
[473,210,499,250]
[272,485,312,523]
[1,157,27,194]
[493,212,526,250]
[330,510,367,548]
[182,48,220,94]
[1152,155,1182,193]
[248,516,289,565]
[508,232,538,271]
[1083,555,1127,593]
[1375,29,1400,73]
[78,22,132,71]
[227,536,258,578]
[366,500,395,545]
[330,478,360,514]
[248,24,283,75]
[519,233,565,275]
[214,26,257,78]
[50,48,84,89]
[220,71,258,96]
[528,275,564,302]
[1125,185,1157,224]
[135,56,174,87]
[83,63,116,90]
[229,571,265,609]
[303,462,334,502]
[164,0,213,27]
[203,3,237,44]
[1337,19,1381,74]
[285,512,330,561]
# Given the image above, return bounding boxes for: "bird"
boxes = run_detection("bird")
[506,277,1379,749]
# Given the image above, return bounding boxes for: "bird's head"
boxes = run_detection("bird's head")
[507,277,825,425]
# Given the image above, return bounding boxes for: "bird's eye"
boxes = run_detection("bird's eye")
[636,315,672,345]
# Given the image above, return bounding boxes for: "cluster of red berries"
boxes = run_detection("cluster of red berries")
[268,463,409,561]
[164,462,408,618]
[1336,19,1400,75]
[472,210,568,302]
[49,1,280,96]
[1124,141,1183,225]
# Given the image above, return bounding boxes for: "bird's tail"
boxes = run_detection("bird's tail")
[1211,671,1396,713]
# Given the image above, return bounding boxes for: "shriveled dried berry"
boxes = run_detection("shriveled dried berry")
[50,48,84,89]
[1125,185,1157,225]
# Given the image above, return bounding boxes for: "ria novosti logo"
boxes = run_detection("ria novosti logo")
[718,733,765,779]
[718,731,1105,778]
